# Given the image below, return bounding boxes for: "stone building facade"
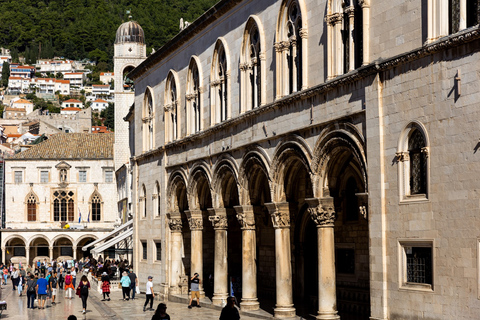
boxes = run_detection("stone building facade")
[3,133,117,266]
[127,0,480,319]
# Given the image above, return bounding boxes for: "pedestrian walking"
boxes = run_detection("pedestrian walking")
[77,275,90,314]
[24,274,37,309]
[219,296,240,320]
[187,273,201,308]
[36,273,49,309]
[143,276,154,312]
[120,271,131,300]
[152,303,170,320]
[49,271,58,304]
[128,268,138,299]
[71,267,77,288]
[64,271,75,299]
[2,267,7,285]
[11,267,18,291]
[101,272,111,301]
[17,275,23,296]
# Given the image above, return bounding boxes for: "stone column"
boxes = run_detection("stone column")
[49,246,53,262]
[186,210,204,296]
[361,0,371,65]
[234,205,259,311]
[167,214,183,293]
[265,202,295,318]
[299,29,308,90]
[306,197,340,320]
[26,246,30,266]
[73,245,77,261]
[208,209,229,306]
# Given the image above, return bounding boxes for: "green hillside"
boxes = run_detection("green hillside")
[0,0,218,67]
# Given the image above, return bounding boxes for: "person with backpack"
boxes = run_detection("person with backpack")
[64,271,75,299]
[24,274,37,309]
[49,271,58,305]
[77,275,90,314]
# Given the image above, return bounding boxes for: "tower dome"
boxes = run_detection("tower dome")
[115,21,145,44]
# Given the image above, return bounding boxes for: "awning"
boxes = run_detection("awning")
[82,220,133,251]
[90,228,133,255]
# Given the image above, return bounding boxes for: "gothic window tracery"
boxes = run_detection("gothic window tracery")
[187,59,201,134]
[91,191,102,221]
[165,73,178,142]
[143,89,154,151]
[408,129,427,195]
[53,190,75,222]
[211,40,230,124]
[241,19,263,112]
[27,192,37,222]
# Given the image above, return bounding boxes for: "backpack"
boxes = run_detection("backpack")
[65,275,72,285]
[28,280,36,292]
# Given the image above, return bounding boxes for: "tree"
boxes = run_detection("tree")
[1,62,10,88]
[104,103,114,130]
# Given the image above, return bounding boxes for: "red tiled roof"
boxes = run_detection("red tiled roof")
[13,99,33,104]
[63,99,82,103]
[92,99,108,103]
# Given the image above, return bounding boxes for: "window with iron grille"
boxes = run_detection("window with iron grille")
[142,241,147,260]
[408,129,427,195]
[406,247,432,285]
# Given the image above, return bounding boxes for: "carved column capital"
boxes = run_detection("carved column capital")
[421,147,429,159]
[265,202,290,229]
[395,151,409,162]
[209,215,228,230]
[299,28,308,39]
[325,13,342,25]
[239,62,249,71]
[234,205,255,230]
[306,198,336,227]
[358,0,370,8]
[344,6,355,17]
[168,218,183,232]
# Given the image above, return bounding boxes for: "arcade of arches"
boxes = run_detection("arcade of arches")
[2,234,97,266]
[166,129,370,319]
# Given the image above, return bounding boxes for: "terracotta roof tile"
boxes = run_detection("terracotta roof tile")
[10,133,114,160]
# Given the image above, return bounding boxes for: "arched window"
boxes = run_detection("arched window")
[187,58,201,134]
[211,39,230,124]
[53,190,75,221]
[27,192,38,222]
[153,182,161,217]
[326,0,365,79]
[241,17,265,112]
[276,0,307,98]
[90,191,102,221]
[143,89,154,151]
[165,72,178,142]
[140,185,147,218]
[397,123,429,201]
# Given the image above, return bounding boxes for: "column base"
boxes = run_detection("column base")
[274,305,296,318]
[240,298,260,311]
[315,311,340,320]
[212,293,229,306]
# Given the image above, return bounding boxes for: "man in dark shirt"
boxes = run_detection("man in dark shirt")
[187,273,201,308]
[128,269,138,299]
[49,271,58,304]
[220,297,240,320]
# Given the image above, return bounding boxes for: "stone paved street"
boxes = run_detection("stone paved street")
[0,283,268,320]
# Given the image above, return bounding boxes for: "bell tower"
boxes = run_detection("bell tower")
[114,14,146,170]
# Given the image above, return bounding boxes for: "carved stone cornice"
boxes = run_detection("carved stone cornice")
[265,202,290,229]
[168,218,183,232]
[234,205,256,230]
[209,215,228,230]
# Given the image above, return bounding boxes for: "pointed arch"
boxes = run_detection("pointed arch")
[142,86,155,151]
[89,189,103,221]
[397,121,430,201]
[275,0,308,98]
[164,70,180,142]
[240,15,267,112]
[211,154,240,208]
[187,161,213,211]
[186,56,203,135]
[270,135,314,202]
[26,191,39,222]
[211,38,231,125]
